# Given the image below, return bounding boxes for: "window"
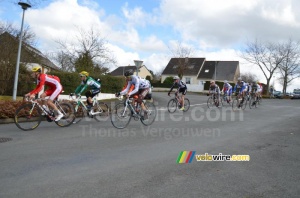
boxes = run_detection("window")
[173,65,178,69]
[188,64,195,69]
[185,77,191,84]
[205,69,209,73]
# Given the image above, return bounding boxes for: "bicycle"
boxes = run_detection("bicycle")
[69,93,109,124]
[14,97,75,131]
[207,92,222,108]
[232,92,247,111]
[110,97,156,129]
[167,93,190,113]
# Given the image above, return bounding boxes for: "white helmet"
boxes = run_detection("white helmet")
[238,77,242,81]
[173,76,180,80]
[224,80,228,83]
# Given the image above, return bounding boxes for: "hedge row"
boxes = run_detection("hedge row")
[49,72,125,94]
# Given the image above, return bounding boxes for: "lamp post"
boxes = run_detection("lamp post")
[12,2,31,101]
[134,60,143,76]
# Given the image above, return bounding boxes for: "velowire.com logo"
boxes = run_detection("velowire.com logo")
[177,151,250,163]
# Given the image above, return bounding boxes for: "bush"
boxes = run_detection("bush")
[163,76,174,84]
[49,71,125,94]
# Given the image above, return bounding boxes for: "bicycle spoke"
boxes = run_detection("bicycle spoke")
[167,99,177,113]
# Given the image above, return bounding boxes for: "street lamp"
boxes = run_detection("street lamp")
[134,60,143,76]
[12,2,31,101]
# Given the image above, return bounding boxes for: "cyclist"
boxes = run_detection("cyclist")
[221,80,232,103]
[233,77,247,96]
[245,82,252,101]
[74,71,101,111]
[251,81,260,104]
[167,76,187,111]
[208,81,221,107]
[24,66,64,121]
[257,81,263,98]
[116,69,150,118]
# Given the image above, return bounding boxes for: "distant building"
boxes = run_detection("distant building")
[161,57,240,92]
[0,31,60,73]
[110,65,153,79]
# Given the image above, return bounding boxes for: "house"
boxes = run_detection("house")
[0,31,60,73]
[110,65,153,79]
[161,57,240,92]
[197,61,240,83]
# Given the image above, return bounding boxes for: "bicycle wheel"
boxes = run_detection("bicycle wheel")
[167,99,177,113]
[55,102,75,127]
[140,101,157,126]
[183,98,190,112]
[14,103,42,131]
[249,97,257,109]
[94,102,110,122]
[73,105,85,124]
[241,98,247,110]
[110,102,132,129]
[207,97,215,109]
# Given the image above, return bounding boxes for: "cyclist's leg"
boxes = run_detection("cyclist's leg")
[85,90,93,107]
[47,85,63,120]
[138,88,149,112]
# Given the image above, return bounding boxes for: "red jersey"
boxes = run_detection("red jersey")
[30,74,61,95]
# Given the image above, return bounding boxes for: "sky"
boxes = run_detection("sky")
[0,0,300,92]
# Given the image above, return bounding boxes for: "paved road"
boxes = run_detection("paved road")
[0,92,299,198]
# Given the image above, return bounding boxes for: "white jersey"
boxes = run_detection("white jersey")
[120,75,150,96]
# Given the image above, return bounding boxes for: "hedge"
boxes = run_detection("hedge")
[49,71,125,94]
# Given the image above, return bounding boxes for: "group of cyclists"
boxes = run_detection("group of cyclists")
[208,77,263,107]
[25,66,152,121]
[25,64,264,123]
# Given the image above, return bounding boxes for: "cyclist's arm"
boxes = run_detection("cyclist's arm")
[169,83,176,93]
[120,82,131,95]
[128,77,140,96]
[75,83,88,95]
[29,74,45,95]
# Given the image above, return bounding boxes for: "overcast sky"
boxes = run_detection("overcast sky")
[1,0,300,91]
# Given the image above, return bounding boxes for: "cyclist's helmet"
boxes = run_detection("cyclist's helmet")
[173,76,180,80]
[79,71,89,77]
[237,77,242,81]
[124,69,134,77]
[32,66,41,72]
[224,80,228,83]
[210,80,215,84]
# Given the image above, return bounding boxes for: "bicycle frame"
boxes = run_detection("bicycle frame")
[72,95,103,116]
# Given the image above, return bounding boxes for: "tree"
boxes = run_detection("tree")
[277,39,300,95]
[240,39,286,95]
[240,72,258,83]
[0,22,37,95]
[54,27,116,75]
[168,41,194,79]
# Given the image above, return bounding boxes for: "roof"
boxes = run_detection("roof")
[162,57,206,76]
[0,32,60,70]
[110,66,137,76]
[197,61,239,81]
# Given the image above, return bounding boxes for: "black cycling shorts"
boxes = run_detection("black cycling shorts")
[178,87,187,95]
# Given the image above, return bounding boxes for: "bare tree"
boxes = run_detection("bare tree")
[168,41,194,79]
[240,39,286,95]
[55,27,116,75]
[0,21,36,46]
[277,39,300,94]
[240,72,258,83]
